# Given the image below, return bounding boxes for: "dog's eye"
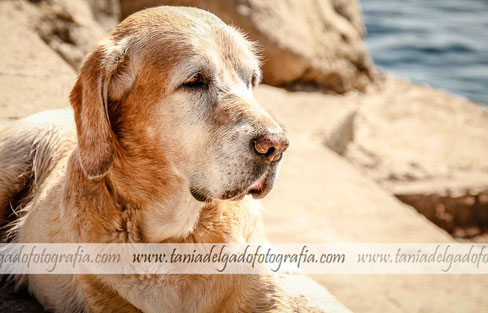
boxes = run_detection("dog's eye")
[182,73,207,89]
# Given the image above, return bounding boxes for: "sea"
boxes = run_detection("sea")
[361,0,488,105]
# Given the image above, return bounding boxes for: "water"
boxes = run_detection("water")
[361,0,488,105]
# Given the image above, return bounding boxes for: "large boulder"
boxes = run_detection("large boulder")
[343,76,488,238]
[255,84,488,313]
[0,0,76,130]
[345,76,488,185]
[120,0,378,94]
[26,0,120,70]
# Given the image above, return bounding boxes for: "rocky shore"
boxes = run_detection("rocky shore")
[1,0,487,312]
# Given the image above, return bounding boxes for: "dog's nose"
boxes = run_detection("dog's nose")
[252,133,289,163]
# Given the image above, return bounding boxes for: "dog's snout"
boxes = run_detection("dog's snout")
[252,133,289,163]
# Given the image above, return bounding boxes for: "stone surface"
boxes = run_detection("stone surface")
[255,84,488,313]
[254,85,360,156]
[394,178,488,238]
[29,0,119,70]
[120,0,378,94]
[345,76,488,186]
[277,275,354,313]
[256,84,452,243]
[342,75,488,238]
[0,0,75,128]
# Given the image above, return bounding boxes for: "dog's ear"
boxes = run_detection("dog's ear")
[70,39,134,180]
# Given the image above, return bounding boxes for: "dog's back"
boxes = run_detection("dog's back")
[0,109,77,238]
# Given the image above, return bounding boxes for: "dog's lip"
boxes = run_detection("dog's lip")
[246,171,271,199]
[220,171,271,201]
[192,167,276,202]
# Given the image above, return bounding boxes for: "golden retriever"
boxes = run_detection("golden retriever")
[0,6,335,313]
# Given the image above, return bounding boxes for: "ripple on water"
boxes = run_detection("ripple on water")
[361,0,488,105]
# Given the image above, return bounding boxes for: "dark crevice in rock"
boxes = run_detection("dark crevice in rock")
[396,190,488,239]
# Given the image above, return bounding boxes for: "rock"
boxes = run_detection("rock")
[254,85,360,156]
[342,75,488,238]
[393,178,488,237]
[120,0,378,94]
[254,84,488,313]
[255,85,359,156]
[256,84,452,243]
[28,0,120,70]
[276,275,354,313]
[0,0,75,127]
[345,76,488,185]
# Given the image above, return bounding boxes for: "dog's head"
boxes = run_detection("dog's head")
[70,6,288,204]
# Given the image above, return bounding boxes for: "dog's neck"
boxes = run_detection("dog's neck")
[61,151,208,243]
[62,148,264,244]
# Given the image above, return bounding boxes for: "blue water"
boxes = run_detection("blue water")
[361,0,488,105]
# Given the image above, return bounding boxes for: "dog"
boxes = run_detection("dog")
[0,6,332,313]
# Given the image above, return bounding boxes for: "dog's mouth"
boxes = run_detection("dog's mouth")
[223,167,276,201]
[246,170,274,199]
[190,168,277,202]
